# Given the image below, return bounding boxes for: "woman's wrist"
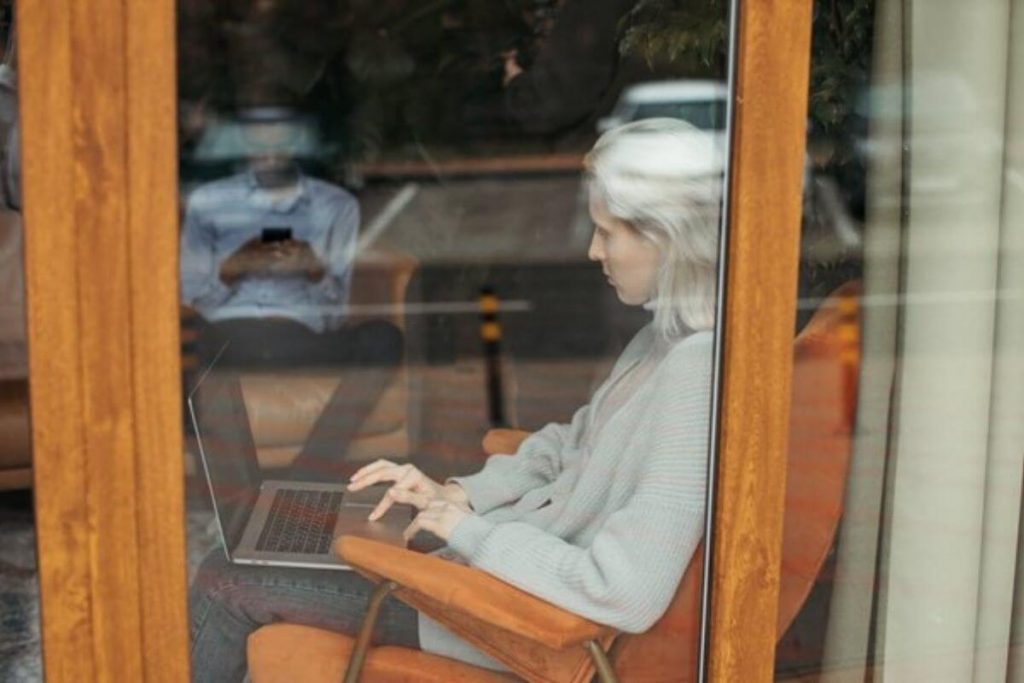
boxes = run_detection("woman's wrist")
[442,482,470,509]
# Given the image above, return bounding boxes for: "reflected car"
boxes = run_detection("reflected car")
[852,73,1004,208]
[597,80,728,133]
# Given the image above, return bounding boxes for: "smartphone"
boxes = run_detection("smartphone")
[261,227,293,243]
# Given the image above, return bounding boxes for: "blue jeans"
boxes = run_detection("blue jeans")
[189,549,420,683]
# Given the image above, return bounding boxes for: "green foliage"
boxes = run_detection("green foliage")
[177,0,875,168]
[807,0,874,163]
[619,0,727,73]
[619,0,875,165]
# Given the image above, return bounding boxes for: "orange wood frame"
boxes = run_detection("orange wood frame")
[16,0,811,680]
[707,0,814,680]
[17,0,188,680]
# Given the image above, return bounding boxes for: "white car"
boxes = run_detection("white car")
[597,80,728,133]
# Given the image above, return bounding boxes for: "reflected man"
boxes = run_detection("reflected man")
[180,106,402,480]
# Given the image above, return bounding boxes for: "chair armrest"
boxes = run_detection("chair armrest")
[336,535,613,650]
[482,428,531,456]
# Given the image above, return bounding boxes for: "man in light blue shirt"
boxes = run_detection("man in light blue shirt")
[181,107,402,480]
[180,110,358,336]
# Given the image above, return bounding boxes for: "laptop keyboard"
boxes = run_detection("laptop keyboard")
[255,489,344,555]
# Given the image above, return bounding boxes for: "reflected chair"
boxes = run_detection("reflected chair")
[235,247,418,471]
[246,281,861,683]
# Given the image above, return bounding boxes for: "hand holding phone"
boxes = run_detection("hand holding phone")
[261,227,293,244]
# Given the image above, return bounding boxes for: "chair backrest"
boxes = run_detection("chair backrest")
[239,246,419,467]
[607,281,861,682]
[346,246,419,329]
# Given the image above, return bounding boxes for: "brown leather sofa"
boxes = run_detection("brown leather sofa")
[0,378,31,490]
[246,282,862,682]
[0,209,30,491]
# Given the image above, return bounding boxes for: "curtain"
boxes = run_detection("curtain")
[820,0,1024,680]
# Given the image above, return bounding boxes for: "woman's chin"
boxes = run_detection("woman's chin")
[615,289,647,306]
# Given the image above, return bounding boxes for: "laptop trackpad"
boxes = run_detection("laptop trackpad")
[335,505,408,547]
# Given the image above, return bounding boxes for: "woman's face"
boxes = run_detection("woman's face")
[588,197,662,305]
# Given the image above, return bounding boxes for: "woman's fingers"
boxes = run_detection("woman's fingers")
[367,486,431,521]
[402,509,444,542]
[402,514,427,542]
[349,459,396,482]
[355,463,436,494]
[367,486,399,521]
[347,469,393,491]
[396,466,426,491]
[367,482,428,520]
[347,461,404,491]
[401,502,468,542]
[352,462,445,523]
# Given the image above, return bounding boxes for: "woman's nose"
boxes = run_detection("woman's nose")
[587,233,603,262]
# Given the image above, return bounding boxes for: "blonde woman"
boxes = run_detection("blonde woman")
[190,118,723,679]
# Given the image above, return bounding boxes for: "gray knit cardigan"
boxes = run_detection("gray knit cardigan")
[419,325,714,669]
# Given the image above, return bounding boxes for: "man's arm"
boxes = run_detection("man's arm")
[312,196,359,328]
[180,198,234,309]
[244,239,325,282]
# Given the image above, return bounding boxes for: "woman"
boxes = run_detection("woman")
[189,118,723,679]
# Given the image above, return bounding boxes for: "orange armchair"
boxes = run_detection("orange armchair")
[247,282,861,683]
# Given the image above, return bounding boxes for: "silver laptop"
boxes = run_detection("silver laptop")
[187,356,410,570]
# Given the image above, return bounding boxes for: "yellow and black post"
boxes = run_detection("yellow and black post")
[479,286,507,427]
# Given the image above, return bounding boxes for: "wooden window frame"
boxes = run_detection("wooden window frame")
[703,0,814,680]
[18,0,187,680]
[17,0,810,680]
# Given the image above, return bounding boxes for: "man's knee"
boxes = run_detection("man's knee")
[347,319,404,366]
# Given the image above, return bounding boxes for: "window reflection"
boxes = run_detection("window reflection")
[179,1,728,680]
[777,0,1024,680]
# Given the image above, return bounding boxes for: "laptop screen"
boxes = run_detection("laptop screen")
[188,369,263,559]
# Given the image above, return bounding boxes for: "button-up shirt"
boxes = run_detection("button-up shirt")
[180,171,359,332]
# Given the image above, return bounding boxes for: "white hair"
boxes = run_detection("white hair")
[585,118,724,337]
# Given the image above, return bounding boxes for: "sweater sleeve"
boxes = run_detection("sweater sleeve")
[449,404,590,515]
[451,326,656,515]
[446,339,713,632]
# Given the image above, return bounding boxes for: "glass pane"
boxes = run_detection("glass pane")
[178,0,731,680]
[776,0,1024,680]
[0,2,39,679]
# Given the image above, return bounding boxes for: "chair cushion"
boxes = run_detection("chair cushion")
[247,624,518,683]
[241,369,407,448]
[481,429,531,457]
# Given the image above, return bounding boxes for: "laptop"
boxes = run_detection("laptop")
[187,352,410,570]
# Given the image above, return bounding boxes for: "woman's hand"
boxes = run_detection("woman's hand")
[403,500,471,543]
[348,459,469,521]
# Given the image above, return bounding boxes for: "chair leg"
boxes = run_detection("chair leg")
[585,640,619,683]
[342,580,399,683]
